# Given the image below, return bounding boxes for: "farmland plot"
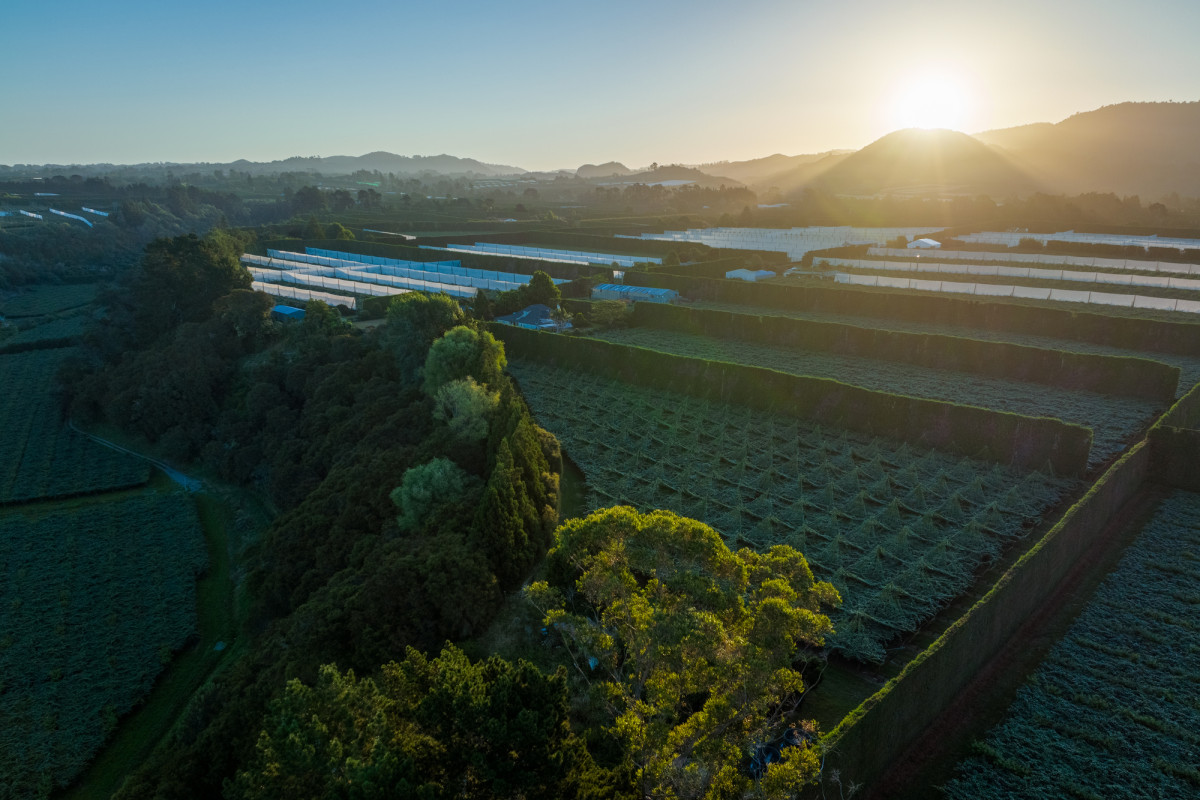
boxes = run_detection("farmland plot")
[0,315,89,352]
[692,300,1200,390]
[595,328,1158,467]
[509,361,1076,663]
[0,491,207,798]
[944,490,1200,800]
[0,349,149,504]
[0,284,97,318]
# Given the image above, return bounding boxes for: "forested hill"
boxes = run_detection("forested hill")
[973,101,1200,197]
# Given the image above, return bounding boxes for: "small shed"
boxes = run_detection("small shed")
[591,283,678,304]
[271,304,306,322]
[495,303,570,331]
[907,238,942,249]
[725,268,777,282]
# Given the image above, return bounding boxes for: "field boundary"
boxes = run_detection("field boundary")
[491,325,1093,476]
[630,302,1179,402]
[814,438,1152,794]
[623,271,1200,356]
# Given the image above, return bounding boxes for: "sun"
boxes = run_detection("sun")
[888,72,972,131]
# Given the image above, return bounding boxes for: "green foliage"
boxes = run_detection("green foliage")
[299,299,352,336]
[527,507,836,799]
[509,360,1076,662]
[0,284,98,318]
[423,325,506,396]
[491,270,563,317]
[0,492,206,798]
[129,231,252,344]
[390,457,479,534]
[589,299,630,329]
[944,491,1200,800]
[229,646,594,800]
[384,291,464,381]
[433,377,499,442]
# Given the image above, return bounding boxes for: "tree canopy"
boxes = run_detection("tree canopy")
[526,507,840,800]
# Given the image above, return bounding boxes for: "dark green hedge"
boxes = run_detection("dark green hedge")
[625,273,1200,357]
[817,440,1152,794]
[1155,380,1200,429]
[491,325,1093,476]
[631,303,1180,402]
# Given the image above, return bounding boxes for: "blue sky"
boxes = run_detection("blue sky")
[2,0,1198,169]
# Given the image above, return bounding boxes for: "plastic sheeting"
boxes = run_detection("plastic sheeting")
[831,273,1200,313]
[252,281,360,310]
[866,246,1200,275]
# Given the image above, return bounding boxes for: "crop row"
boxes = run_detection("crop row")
[0,491,208,798]
[0,349,149,504]
[596,327,1158,467]
[944,490,1200,800]
[510,361,1076,663]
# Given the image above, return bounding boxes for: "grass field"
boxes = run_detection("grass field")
[509,360,1077,663]
[0,490,207,799]
[0,348,150,504]
[0,314,89,352]
[595,327,1158,467]
[692,300,1200,390]
[943,489,1200,800]
[0,284,98,318]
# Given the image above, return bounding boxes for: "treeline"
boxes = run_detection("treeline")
[65,232,565,798]
[631,303,1180,402]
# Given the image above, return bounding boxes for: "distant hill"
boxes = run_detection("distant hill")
[700,152,851,186]
[973,101,1200,197]
[0,151,526,179]
[770,129,1037,197]
[587,164,745,188]
[235,151,526,177]
[576,161,633,178]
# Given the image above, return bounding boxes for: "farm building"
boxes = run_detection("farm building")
[495,303,571,331]
[725,268,777,282]
[908,238,942,249]
[271,304,306,322]
[591,284,678,303]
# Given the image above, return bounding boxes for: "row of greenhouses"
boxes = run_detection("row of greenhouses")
[419,241,659,267]
[817,257,1200,292]
[866,247,1200,275]
[959,230,1200,251]
[831,272,1200,313]
[251,281,359,309]
[296,248,566,285]
[621,226,938,260]
[249,254,523,292]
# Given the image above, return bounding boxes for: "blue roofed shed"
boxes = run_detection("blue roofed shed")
[271,304,306,322]
[495,303,571,331]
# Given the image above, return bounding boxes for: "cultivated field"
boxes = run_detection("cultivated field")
[0,284,97,318]
[691,300,1200,388]
[944,489,1200,800]
[509,360,1076,663]
[595,327,1158,466]
[0,491,207,799]
[0,348,149,504]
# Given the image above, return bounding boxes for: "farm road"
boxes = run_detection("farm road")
[68,421,204,491]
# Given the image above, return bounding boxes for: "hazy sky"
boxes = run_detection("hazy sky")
[2,0,1198,170]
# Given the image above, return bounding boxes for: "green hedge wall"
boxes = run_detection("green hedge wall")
[631,303,1180,402]
[491,325,1093,476]
[816,439,1152,794]
[624,273,1200,357]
